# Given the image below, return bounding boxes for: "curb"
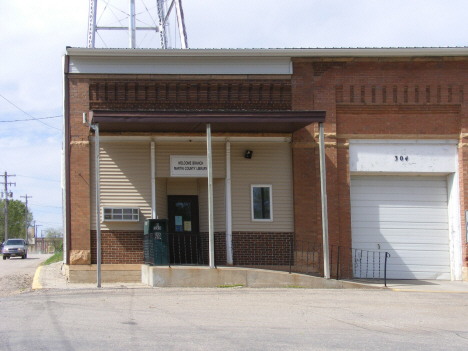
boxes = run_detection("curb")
[32,266,43,290]
[390,288,468,293]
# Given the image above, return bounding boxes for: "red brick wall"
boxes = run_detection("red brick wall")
[68,74,291,262]
[91,230,143,264]
[88,78,292,111]
[69,58,468,275]
[291,58,468,274]
[68,79,92,251]
[231,232,294,266]
[90,230,293,266]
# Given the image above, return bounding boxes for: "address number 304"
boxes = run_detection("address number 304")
[395,155,409,161]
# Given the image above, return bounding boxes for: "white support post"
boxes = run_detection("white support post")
[129,0,136,48]
[206,123,215,268]
[95,123,102,287]
[225,140,233,265]
[319,123,330,279]
[151,142,156,219]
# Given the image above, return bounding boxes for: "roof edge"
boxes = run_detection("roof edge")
[66,47,468,58]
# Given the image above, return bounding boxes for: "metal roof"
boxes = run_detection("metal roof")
[66,46,468,58]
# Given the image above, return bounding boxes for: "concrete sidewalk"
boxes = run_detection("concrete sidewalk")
[34,262,468,292]
[34,262,150,290]
[386,279,468,293]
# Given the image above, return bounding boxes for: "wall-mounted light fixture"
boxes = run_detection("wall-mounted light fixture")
[245,150,253,159]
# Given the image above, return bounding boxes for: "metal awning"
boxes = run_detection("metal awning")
[90,110,326,133]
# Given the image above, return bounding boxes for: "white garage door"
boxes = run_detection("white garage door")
[350,175,450,280]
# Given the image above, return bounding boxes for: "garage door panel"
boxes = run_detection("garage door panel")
[351,206,448,218]
[351,177,447,187]
[351,213,447,223]
[352,221,448,230]
[352,233,450,245]
[353,241,448,255]
[353,249,450,262]
[351,175,450,280]
[351,193,448,202]
[386,249,450,259]
[351,186,447,195]
[352,228,449,237]
[386,256,450,266]
[351,200,448,208]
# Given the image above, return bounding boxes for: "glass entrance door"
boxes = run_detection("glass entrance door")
[167,196,200,264]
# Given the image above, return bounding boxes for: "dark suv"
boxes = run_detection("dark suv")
[2,239,28,259]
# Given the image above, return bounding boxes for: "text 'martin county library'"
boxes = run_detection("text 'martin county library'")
[63,47,468,283]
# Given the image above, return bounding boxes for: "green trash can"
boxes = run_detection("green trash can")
[144,219,168,265]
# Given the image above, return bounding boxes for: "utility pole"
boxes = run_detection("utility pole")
[20,194,32,243]
[36,224,42,253]
[35,223,42,238]
[35,222,42,253]
[1,172,16,242]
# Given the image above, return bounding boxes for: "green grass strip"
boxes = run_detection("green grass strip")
[41,251,63,266]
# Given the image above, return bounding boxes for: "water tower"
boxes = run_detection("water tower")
[87,0,188,49]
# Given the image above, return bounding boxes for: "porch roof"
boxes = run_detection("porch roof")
[90,110,326,134]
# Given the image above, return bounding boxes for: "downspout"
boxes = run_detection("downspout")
[63,54,71,265]
[151,142,156,219]
[225,140,233,265]
[319,122,330,279]
[206,123,215,268]
[94,123,101,287]
[85,115,101,288]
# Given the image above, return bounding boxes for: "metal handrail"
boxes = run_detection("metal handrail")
[144,234,390,286]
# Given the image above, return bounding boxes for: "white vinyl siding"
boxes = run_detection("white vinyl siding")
[350,175,451,280]
[231,142,293,232]
[167,178,198,195]
[198,178,225,233]
[90,142,151,230]
[90,140,292,233]
[154,142,225,178]
[155,178,167,219]
[69,56,292,75]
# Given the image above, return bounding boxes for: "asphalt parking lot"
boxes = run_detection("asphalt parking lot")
[1,283,468,350]
[0,253,51,297]
[1,260,468,350]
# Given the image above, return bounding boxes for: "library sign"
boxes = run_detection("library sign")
[170,155,208,177]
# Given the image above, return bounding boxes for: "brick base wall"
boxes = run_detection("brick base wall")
[199,232,227,266]
[200,232,294,266]
[90,230,294,266]
[232,232,294,266]
[91,230,143,264]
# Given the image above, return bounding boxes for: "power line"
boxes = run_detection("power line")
[35,221,62,225]
[32,209,63,214]
[16,175,61,182]
[0,93,62,131]
[0,116,61,123]
[30,202,62,208]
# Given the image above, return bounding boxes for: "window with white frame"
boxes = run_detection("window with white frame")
[251,185,273,221]
[102,207,139,222]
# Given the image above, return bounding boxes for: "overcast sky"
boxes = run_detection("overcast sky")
[1,0,468,235]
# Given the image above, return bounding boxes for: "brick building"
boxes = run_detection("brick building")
[63,47,468,282]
